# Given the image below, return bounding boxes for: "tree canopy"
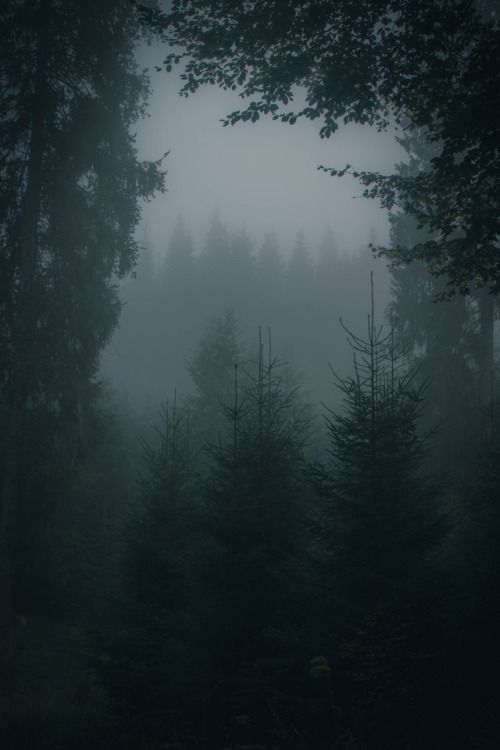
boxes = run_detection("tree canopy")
[139,0,500,293]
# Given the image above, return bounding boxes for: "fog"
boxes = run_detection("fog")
[137,49,404,257]
[4,3,500,749]
[101,44,406,412]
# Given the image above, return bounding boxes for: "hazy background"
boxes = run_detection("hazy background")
[101,42,407,414]
[136,43,405,259]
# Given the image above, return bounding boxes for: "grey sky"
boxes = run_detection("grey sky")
[136,45,406,260]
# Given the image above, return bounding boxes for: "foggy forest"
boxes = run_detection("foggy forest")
[1,1,499,749]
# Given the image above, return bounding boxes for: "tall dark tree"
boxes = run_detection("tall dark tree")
[393,268,478,475]
[0,0,164,648]
[315,226,339,301]
[389,132,494,477]
[162,215,197,286]
[197,330,313,747]
[227,227,256,332]
[101,231,160,407]
[101,398,199,747]
[316,280,445,614]
[186,309,245,446]
[313,226,350,398]
[157,216,200,393]
[198,210,230,313]
[286,230,315,305]
[312,284,447,748]
[255,229,284,331]
[284,230,316,370]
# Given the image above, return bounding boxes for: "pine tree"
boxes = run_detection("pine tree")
[284,230,316,378]
[286,230,315,307]
[196,329,313,746]
[391,261,479,479]
[162,216,197,286]
[315,226,339,304]
[198,210,230,315]
[317,277,445,613]
[255,230,284,332]
[311,279,448,748]
[227,227,256,332]
[389,132,488,479]
[157,216,200,395]
[186,309,245,447]
[100,397,199,746]
[101,231,161,410]
[0,0,164,647]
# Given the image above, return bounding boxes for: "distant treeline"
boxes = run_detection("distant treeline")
[102,213,390,410]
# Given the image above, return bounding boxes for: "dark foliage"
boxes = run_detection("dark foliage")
[139,0,500,292]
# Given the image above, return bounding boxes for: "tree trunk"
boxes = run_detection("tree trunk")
[0,407,21,658]
[0,0,51,659]
[477,288,495,437]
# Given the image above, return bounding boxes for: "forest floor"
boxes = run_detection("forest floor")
[0,615,108,749]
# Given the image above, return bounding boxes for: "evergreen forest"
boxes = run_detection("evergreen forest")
[1,2,500,749]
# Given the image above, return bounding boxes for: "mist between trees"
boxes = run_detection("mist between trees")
[2,1,500,749]
[3,200,500,749]
[101,214,391,415]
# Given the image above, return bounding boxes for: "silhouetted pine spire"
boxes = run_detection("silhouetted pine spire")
[186,310,245,446]
[286,229,315,303]
[257,230,283,279]
[226,227,256,329]
[315,224,341,320]
[388,132,481,480]
[255,230,284,328]
[198,210,230,312]
[199,326,311,667]
[162,216,196,284]
[101,228,159,400]
[315,277,446,613]
[283,230,316,378]
[316,225,339,278]
[102,395,197,740]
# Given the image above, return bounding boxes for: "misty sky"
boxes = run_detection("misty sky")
[136,44,406,260]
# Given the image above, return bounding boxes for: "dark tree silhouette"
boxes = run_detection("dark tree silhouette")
[0,0,164,650]
[317,279,445,612]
